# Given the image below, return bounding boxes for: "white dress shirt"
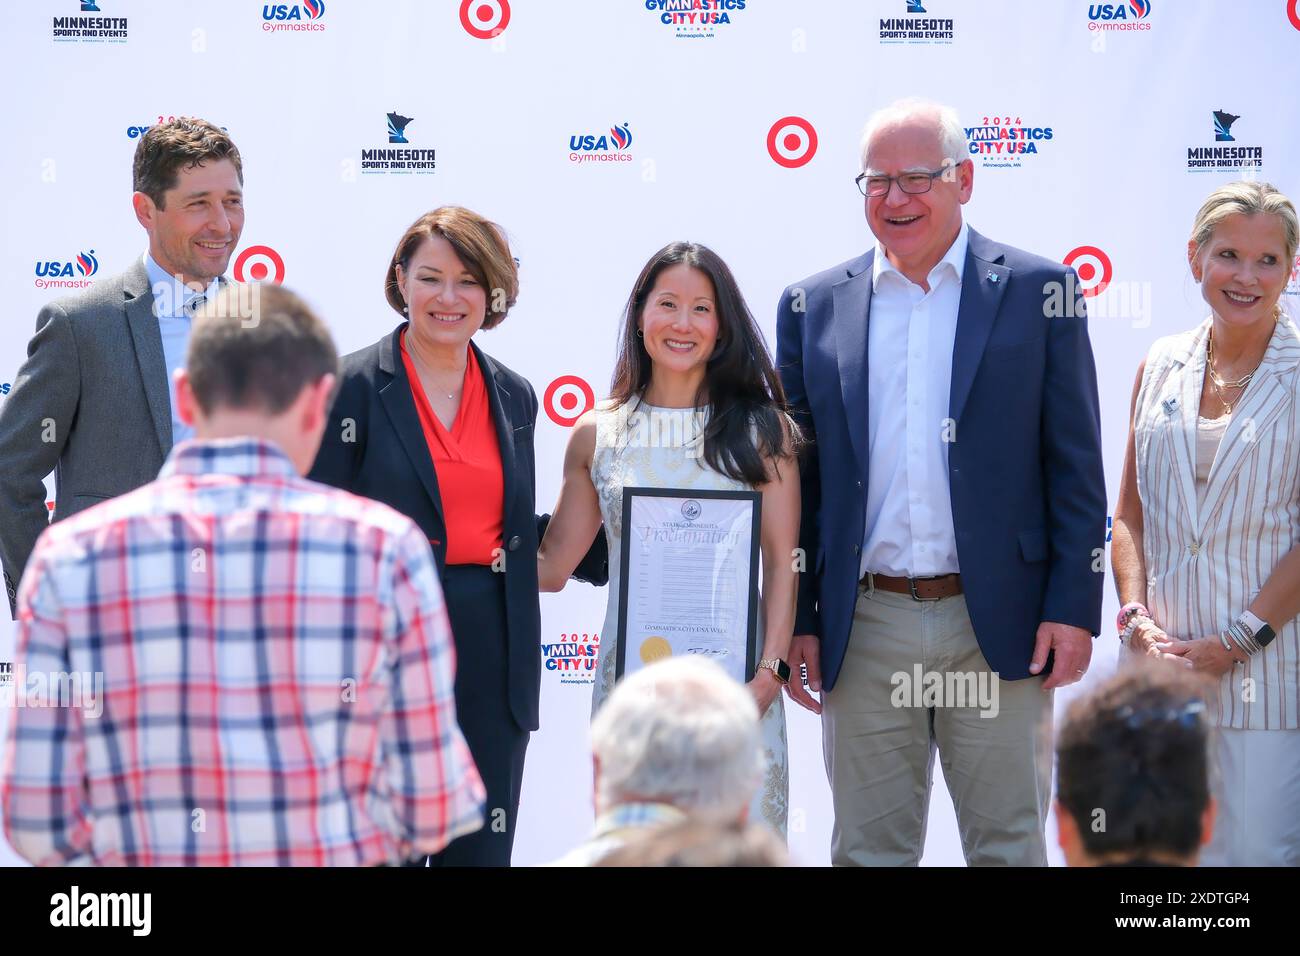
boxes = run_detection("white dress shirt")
[860,222,968,578]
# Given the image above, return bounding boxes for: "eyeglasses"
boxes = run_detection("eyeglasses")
[855,166,953,198]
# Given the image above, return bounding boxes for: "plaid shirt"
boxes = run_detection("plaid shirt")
[1,438,484,866]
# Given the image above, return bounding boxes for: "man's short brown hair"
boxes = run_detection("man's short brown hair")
[187,283,339,416]
[133,117,243,209]
[383,206,519,329]
[1056,662,1214,861]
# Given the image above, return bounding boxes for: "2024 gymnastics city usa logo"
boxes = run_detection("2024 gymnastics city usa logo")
[52,0,130,43]
[1186,109,1264,174]
[261,0,327,33]
[879,0,956,45]
[1086,1,1153,33]
[359,112,437,176]
[643,0,748,40]
[569,123,634,165]
[34,249,99,290]
[965,114,1054,170]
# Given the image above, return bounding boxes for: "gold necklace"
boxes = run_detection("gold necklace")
[1205,331,1257,414]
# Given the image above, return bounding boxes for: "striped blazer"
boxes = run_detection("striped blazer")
[1134,315,1300,730]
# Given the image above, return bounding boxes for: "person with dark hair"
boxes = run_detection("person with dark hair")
[0,116,245,617]
[309,206,606,867]
[537,241,801,836]
[1055,664,1216,867]
[1,284,485,865]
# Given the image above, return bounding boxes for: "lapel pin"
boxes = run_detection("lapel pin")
[1162,396,1178,416]
[987,271,999,283]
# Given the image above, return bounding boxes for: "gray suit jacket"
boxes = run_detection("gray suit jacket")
[0,259,176,616]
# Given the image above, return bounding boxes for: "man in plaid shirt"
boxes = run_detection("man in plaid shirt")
[1,283,484,865]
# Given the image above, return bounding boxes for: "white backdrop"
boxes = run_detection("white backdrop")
[3,0,1299,867]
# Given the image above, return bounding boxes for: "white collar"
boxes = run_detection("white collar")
[872,220,969,292]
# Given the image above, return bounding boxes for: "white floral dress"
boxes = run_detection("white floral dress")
[589,395,789,836]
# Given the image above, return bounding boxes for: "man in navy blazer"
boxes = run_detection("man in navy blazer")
[776,99,1106,865]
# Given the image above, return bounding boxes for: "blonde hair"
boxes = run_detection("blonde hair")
[1189,180,1298,266]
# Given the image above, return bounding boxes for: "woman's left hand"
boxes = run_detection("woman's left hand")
[1154,636,1244,678]
[747,668,782,716]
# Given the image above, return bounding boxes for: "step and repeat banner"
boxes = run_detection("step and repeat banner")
[2,0,1299,866]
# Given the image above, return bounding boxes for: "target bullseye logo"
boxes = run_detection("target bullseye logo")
[1063,245,1112,298]
[233,245,286,284]
[460,0,510,38]
[543,375,595,427]
[1289,0,1300,31]
[766,116,818,168]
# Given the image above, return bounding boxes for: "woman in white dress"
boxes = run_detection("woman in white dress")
[1111,181,1300,865]
[538,241,801,835]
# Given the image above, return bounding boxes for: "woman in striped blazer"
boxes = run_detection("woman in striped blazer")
[1112,181,1300,866]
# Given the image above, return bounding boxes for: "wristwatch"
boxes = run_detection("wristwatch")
[757,658,791,684]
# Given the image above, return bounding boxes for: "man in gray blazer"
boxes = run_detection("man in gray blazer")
[0,117,245,615]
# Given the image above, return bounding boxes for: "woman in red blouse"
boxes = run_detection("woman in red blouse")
[310,207,605,866]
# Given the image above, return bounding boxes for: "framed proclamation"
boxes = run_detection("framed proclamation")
[615,487,762,686]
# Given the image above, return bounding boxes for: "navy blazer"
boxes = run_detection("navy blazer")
[309,324,607,731]
[776,229,1106,689]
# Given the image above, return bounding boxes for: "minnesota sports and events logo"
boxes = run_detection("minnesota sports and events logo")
[52,0,129,43]
[34,249,99,289]
[965,114,1054,170]
[1186,109,1263,173]
[361,112,436,175]
[261,1,327,32]
[879,0,955,44]
[643,0,748,39]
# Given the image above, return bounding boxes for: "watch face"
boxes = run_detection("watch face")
[775,660,791,683]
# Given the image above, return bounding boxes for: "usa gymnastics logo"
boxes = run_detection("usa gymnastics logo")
[1286,254,1300,298]
[644,0,749,40]
[544,375,596,427]
[1187,109,1263,173]
[542,632,600,685]
[233,245,285,284]
[880,0,955,44]
[262,1,326,33]
[767,117,817,168]
[1087,1,1152,32]
[362,112,436,175]
[1063,246,1112,299]
[965,115,1053,170]
[35,249,99,289]
[460,0,510,39]
[569,123,634,165]
[53,0,129,42]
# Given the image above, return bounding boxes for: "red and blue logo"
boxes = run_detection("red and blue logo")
[35,249,100,288]
[1088,1,1150,19]
[262,1,326,31]
[569,124,634,164]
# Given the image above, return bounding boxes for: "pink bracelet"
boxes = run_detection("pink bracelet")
[1117,602,1150,634]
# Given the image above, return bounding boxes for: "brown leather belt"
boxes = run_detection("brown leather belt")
[861,571,962,601]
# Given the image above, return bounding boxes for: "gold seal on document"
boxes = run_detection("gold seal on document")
[639,636,672,664]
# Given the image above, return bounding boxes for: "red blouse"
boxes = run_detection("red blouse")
[400,330,504,566]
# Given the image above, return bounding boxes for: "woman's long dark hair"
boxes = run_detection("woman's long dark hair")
[610,242,799,485]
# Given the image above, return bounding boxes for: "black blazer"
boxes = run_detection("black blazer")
[309,323,606,731]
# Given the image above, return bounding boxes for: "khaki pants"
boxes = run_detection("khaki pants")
[822,582,1053,866]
